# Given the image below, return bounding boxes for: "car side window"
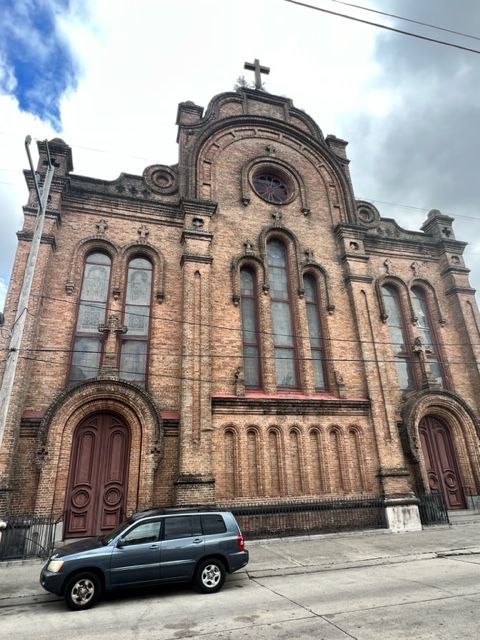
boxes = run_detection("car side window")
[164,516,197,540]
[201,514,227,535]
[122,520,161,546]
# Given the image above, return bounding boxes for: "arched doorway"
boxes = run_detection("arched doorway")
[65,412,131,538]
[419,415,466,509]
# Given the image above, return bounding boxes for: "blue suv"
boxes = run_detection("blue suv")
[40,509,249,610]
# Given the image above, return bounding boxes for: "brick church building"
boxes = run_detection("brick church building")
[2,76,480,539]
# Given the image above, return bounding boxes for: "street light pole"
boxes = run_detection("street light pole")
[0,138,55,449]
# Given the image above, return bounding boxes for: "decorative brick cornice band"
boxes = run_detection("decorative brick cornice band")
[17,231,56,248]
[180,198,218,217]
[212,396,370,415]
[180,254,213,266]
[445,286,476,296]
[344,274,374,284]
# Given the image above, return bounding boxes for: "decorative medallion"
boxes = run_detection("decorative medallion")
[356,201,380,228]
[143,164,178,195]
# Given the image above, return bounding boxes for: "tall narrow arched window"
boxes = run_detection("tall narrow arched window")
[381,284,414,391]
[240,268,261,387]
[69,251,111,386]
[119,257,152,386]
[268,239,298,388]
[411,287,444,386]
[304,274,326,390]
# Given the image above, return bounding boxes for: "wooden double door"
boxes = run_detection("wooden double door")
[65,413,131,538]
[419,415,466,510]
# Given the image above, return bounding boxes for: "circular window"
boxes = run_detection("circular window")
[252,170,293,205]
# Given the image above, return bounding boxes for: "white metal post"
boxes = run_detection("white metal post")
[0,138,55,450]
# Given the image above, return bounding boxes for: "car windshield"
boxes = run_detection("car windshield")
[99,519,133,545]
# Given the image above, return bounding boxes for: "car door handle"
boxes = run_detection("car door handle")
[192,538,203,544]
[150,544,160,548]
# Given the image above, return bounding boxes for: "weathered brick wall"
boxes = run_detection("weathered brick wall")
[3,89,480,524]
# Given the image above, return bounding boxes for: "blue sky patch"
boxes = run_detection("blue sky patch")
[0,0,80,130]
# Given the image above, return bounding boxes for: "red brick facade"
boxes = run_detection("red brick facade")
[2,88,480,534]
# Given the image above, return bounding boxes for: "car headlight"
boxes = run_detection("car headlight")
[47,559,64,573]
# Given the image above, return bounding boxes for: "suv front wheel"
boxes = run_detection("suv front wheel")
[64,571,102,610]
[194,558,226,593]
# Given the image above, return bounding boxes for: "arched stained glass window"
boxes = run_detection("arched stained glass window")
[240,268,261,387]
[69,252,111,386]
[304,274,326,390]
[268,239,297,388]
[411,287,444,386]
[119,257,152,386]
[381,284,414,391]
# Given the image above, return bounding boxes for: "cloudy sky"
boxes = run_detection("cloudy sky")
[1,0,480,311]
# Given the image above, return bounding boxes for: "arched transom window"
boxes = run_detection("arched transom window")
[240,268,261,387]
[304,274,326,390]
[411,287,444,386]
[381,284,414,391]
[267,239,298,388]
[69,251,111,386]
[119,257,152,386]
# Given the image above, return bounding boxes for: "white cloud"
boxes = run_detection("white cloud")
[1,0,480,300]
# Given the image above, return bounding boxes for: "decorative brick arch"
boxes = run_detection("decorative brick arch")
[401,390,480,495]
[66,236,120,296]
[120,242,166,303]
[410,278,446,326]
[35,380,162,520]
[231,253,266,306]
[259,225,304,296]
[302,263,335,314]
[375,275,415,324]
[192,120,355,224]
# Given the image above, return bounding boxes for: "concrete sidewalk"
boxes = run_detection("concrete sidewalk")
[1,522,480,605]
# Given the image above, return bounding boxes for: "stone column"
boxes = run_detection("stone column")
[175,199,217,505]
[335,224,421,532]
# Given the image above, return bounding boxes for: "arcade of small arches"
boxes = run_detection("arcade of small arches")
[216,423,373,501]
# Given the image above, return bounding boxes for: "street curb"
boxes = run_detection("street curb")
[0,593,60,609]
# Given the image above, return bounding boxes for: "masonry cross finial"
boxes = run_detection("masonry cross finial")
[244,58,270,90]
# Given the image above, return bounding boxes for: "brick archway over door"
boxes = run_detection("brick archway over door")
[419,415,466,509]
[65,412,131,538]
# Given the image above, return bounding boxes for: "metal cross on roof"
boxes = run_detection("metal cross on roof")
[244,58,270,90]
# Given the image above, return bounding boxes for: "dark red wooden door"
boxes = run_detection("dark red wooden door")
[419,416,465,509]
[65,413,130,538]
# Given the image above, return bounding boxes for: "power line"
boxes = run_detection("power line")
[283,0,480,55]
[14,346,477,367]
[15,352,478,391]
[329,0,480,42]
[11,292,480,350]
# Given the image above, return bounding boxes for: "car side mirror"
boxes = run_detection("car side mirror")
[117,538,126,548]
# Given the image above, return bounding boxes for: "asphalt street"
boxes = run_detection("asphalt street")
[2,521,480,638]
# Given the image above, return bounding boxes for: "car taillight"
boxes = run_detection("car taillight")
[237,534,245,551]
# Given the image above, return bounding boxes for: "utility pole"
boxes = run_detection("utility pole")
[0,137,55,449]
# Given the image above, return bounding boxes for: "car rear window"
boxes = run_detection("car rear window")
[201,514,227,535]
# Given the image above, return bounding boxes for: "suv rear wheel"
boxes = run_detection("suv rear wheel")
[64,571,101,611]
[194,558,226,593]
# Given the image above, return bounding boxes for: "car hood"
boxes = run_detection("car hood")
[52,537,106,558]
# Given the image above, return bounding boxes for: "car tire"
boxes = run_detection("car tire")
[64,571,102,611]
[194,558,226,594]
